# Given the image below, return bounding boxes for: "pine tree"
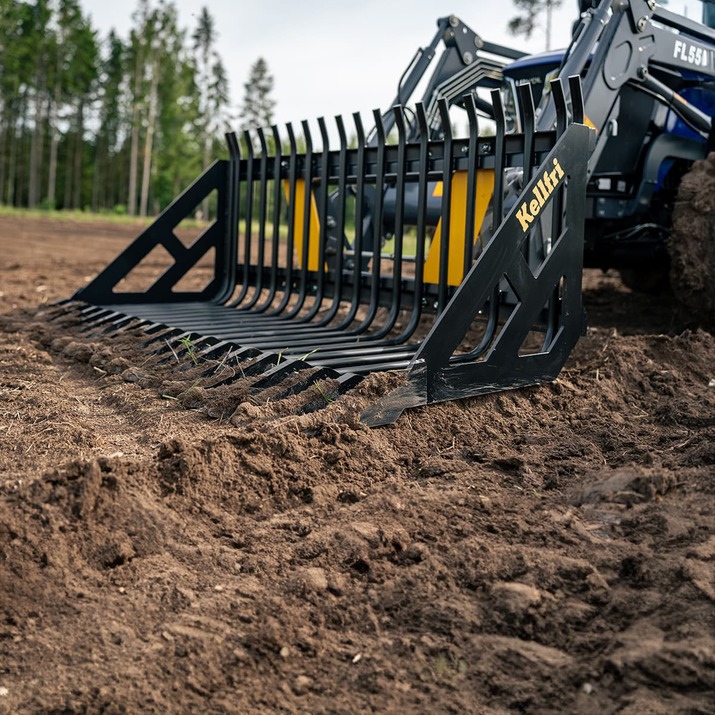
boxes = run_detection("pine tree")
[239,57,275,131]
[508,0,564,51]
[192,6,230,218]
[91,30,124,211]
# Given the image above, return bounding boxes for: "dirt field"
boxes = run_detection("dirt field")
[0,214,713,714]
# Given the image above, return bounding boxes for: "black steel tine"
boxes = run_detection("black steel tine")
[436,97,453,312]
[312,116,332,313]
[251,125,284,312]
[276,121,311,319]
[250,357,315,390]
[287,118,326,325]
[391,101,430,343]
[360,107,389,332]
[551,78,568,138]
[517,83,536,184]
[463,93,480,272]
[385,104,408,327]
[266,122,299,316]
[239,126,271,310]
[318,113,350,325]
[235,128,255,306]
[344,111,367,324]
[491,88,506,226]
[269,366,348,401]
[298,119,315,287]
[568,75,585,125]
[222,131,241,305]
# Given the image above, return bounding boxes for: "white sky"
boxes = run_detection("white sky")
[81,0,706,129]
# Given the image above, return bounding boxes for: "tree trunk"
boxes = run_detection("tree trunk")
[127,41,145,217]
[139,68,159,218]
[46,71,62,208]
[92,134,104,212]
[128,101,141,216]
[73,101,84,209]
[28,85,46,208]
[6,121,17,205]
[63,132,73,210]
[0,118,7,204]
[202,136,211,219]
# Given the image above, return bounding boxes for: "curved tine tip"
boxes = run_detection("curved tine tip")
[373,109,387,140]
[285,123,298,152]
[518,82,535,113]
[415,102,428,134]
[568,75,585,124]
[334,113,347,143]
[300,119,313,149]
[463,92,478,119]
[353,112,366,142]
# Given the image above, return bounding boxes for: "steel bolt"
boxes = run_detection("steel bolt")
[463,51,474,65]
[636,16,647,32]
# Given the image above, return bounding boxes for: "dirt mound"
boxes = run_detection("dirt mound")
[1,217,714,713]
[669,151,715,329]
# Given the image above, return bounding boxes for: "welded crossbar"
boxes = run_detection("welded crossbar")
[68,77,595,422]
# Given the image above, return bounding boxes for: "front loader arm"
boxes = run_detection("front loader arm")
[379,16,527,140]
[538,0,714,169]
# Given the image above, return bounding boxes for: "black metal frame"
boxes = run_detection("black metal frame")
[67,77,594,424]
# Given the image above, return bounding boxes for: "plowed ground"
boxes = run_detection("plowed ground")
[0,215,713,714]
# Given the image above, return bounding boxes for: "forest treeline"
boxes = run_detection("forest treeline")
[0,0,274,217]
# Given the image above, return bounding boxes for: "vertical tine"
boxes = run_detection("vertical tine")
[568,75,584,125]
[463,93,480,273]
[267,121,298,315]
[397,101,430,340]
[287,118,326,325]
[388,105,408,325]
[222,131,240,305]
[262,125,283,311]
[322,113,350,322]
[240,127,270,309]
[544,77,575,351]
[237,129,255,305]
[367,108,387,324]
[294,118,321,319]
[286,122,298,295]
[550,78,568,138]
[490,88,506,227]
[437,98,453,313]
[517,83,536,184]
[549,78,567,239]
[314,117,331,309]
[347,112,367,320]
[299,118,314,277]
[414,102,430,282]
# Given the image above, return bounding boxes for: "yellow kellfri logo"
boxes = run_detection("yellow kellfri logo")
[516,158,565,232]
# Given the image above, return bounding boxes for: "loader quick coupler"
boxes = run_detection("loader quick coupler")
[59,77,595,425]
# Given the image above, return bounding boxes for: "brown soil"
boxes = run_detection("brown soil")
[1,215,714,715]
[669,151,715,330]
